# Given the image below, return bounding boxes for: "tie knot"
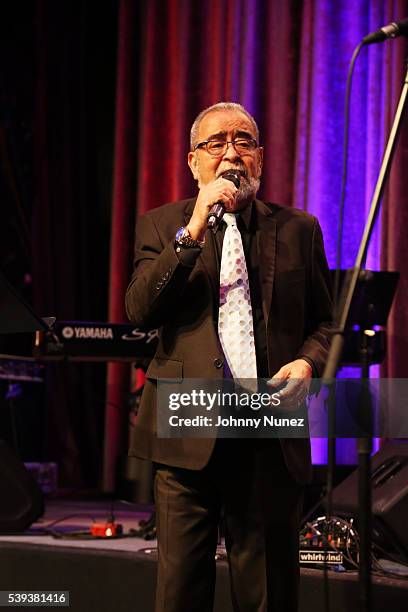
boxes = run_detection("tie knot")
[223,213,237,227]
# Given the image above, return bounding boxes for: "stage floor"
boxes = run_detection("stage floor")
[1,497,407,612]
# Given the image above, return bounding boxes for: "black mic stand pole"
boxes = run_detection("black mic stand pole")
[323,58,408,612]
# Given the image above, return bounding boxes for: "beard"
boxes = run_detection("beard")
[235,175,260,205]
[216,167,260,209]
[195,160,262,211]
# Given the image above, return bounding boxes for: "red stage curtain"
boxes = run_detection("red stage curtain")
[105,0,408,490]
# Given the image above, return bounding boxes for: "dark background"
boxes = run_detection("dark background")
[1,1,120,489]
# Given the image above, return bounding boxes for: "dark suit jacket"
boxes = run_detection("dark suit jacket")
[125,198,333,484]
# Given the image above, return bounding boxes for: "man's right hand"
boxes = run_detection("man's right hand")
[187,178,237,241]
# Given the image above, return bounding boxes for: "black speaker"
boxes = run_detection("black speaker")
[332,442,408,555]
[0,440,44,533]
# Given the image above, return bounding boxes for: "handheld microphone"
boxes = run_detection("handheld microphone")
[362,17,408,45]
[207,170,241,230]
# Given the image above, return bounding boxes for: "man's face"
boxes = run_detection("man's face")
[188,110,263,211]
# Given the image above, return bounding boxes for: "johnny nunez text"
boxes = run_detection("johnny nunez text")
[168,415,305,429]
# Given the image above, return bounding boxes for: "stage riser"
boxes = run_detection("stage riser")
[1,543,407,612]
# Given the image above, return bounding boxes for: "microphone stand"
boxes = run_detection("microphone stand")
[323,58,408,612]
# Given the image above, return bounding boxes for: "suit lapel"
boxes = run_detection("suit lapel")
[255,200,277,328]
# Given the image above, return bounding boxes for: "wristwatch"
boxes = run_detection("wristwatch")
[175,227,205,249]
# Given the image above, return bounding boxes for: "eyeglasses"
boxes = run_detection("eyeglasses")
[193,138,258,157]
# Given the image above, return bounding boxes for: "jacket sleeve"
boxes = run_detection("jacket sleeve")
[125,212,200,328]
[295,218,334,377]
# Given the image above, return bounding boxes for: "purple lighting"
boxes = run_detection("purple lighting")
[291,1,401,463]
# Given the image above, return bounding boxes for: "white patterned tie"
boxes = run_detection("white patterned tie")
[218,213,257,382]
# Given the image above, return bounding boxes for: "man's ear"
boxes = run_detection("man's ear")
[257,147,264,178]
[188,151,199,181]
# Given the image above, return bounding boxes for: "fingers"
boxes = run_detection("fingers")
[267,364,310,410]
[278,379,308,405]
[199,178,237,210]
[189,178,238,234]
[266,367,288,389]
[208,178,237,207]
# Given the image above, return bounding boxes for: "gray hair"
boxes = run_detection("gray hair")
[190,102,259,150]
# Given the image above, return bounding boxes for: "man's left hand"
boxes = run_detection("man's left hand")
[267,359,312,409]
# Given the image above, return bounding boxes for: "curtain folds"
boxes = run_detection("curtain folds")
[106,0,408,489]
[32,0,117,487]
[104,0,142,492]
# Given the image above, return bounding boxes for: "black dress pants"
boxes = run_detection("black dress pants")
[154,438,303,612]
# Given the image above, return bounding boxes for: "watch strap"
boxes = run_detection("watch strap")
[175,227,205,249]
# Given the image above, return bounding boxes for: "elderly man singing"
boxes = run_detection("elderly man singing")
[126,102,332,612]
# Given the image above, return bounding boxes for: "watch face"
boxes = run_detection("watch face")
[175,227,187,242]
[175,226,203,248]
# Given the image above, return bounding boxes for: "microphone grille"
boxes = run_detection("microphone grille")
[222,171,240,189]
